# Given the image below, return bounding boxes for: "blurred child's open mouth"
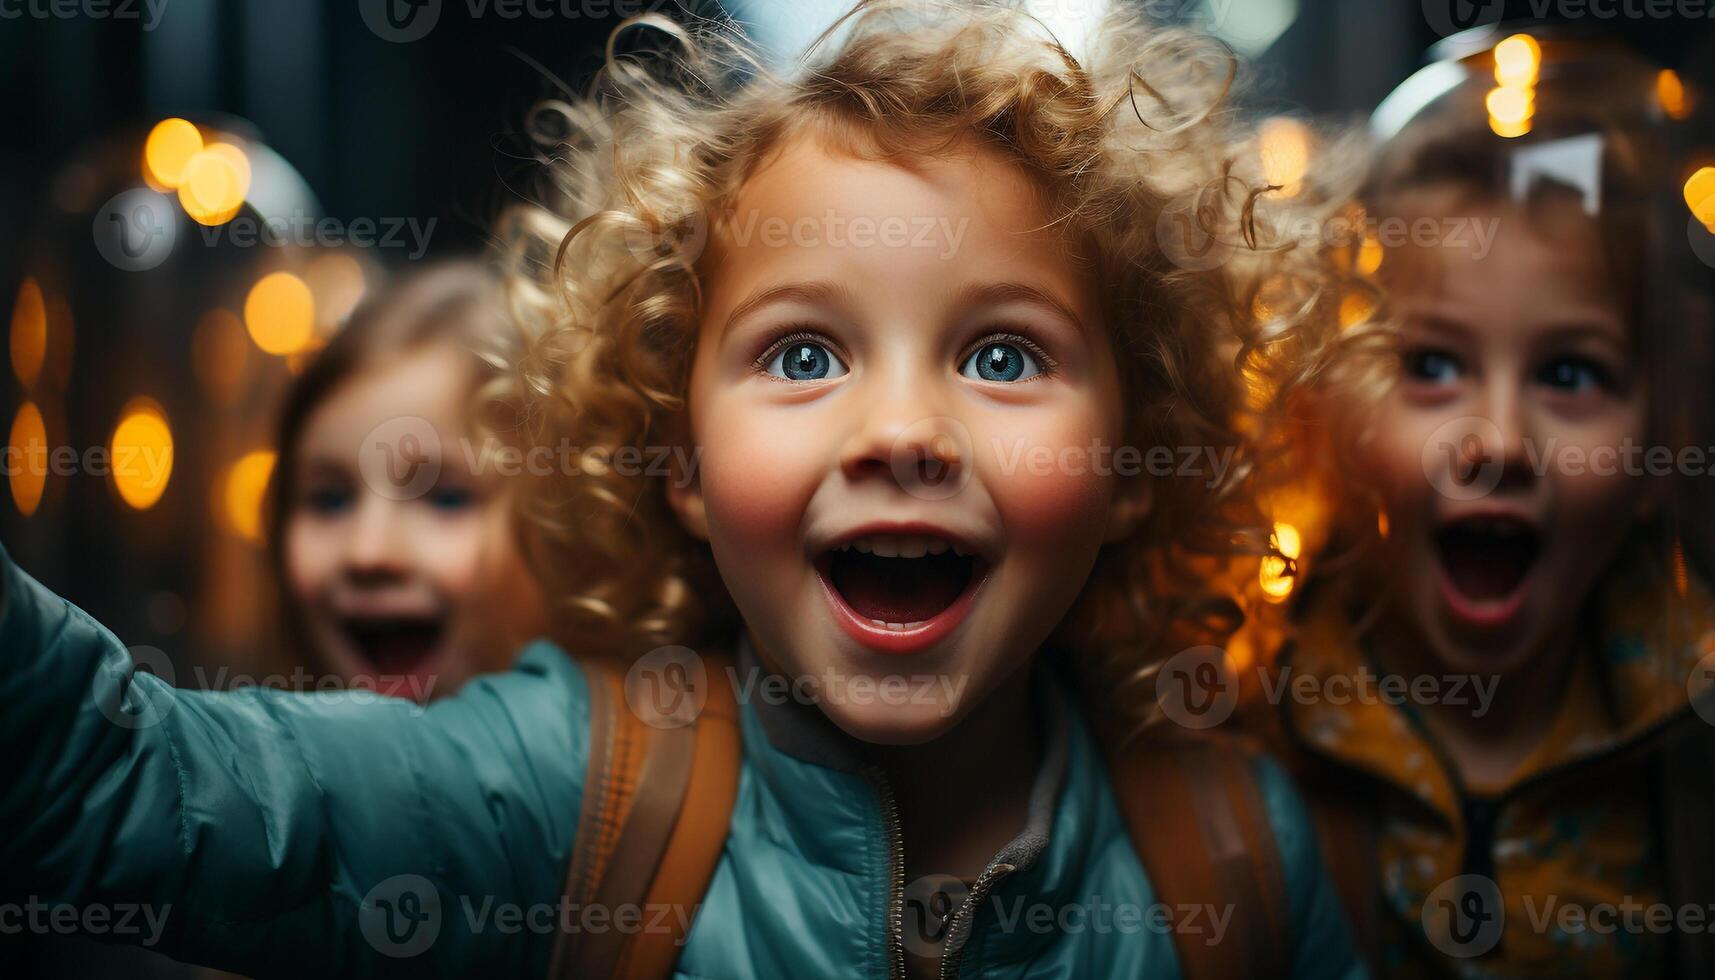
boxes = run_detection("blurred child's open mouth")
[339,614,447,679]
[1434,515,1540,629]
[814,532,989,655]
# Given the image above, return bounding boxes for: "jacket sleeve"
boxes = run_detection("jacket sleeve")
[1252,755,1370,980]
[0,543,589,979]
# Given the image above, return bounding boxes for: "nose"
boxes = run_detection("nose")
[341,495,410,582]
[1480,377,1536,493]
[838,366,966,494]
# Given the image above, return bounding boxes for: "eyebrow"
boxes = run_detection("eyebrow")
[954,281,1087,333]
[1404,307,1629,349]
[720,281,857,338]
[719,278,1090,340]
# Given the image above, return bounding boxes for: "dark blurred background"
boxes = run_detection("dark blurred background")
[0,0,1710,974]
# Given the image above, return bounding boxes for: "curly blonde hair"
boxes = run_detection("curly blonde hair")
[497,0,1355,735]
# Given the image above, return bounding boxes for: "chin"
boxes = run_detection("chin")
[819,697,967,746]
[1415,599,1545,680]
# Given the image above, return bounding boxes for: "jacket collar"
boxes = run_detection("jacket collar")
[734,636,1102,965]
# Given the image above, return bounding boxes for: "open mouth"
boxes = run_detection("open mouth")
[814,533,988,653]
[339,615,446,676]
[1434,515,1540,617]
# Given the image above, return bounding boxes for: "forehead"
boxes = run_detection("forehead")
[1382,192,1628,342]
[699,131,1099,328]
[297,342,477,459]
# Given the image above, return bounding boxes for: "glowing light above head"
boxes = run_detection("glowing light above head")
[1487,84,1535,138]
[110,398,174,511]
[1259,521,1301,601]
[178,143,251,226]
[1685,167,1715,230]
[1658,70,1690,120]
[1259,117,1311,198]
[10,277,46,389]
[1492,34,1541,87]
[222,450,277,543]
[244,272,317,356]
[144,118,203,190]
[8,401,46,517]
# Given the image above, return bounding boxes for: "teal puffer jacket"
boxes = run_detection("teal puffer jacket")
[0,546,1365,979]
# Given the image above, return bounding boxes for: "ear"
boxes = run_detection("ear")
[1104,475,1153,543]
[665,439,710,542]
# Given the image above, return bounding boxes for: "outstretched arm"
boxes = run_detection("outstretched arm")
[0,543,588,978]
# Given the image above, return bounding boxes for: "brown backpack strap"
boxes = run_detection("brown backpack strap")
[1307,779,1382,969]
[1107,733,1290,980]
[549,651,741,980]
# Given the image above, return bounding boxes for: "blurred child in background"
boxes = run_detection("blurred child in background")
[1277,36,1715,978]
[268,261,546,700]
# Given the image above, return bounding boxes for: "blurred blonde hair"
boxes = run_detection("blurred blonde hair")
[498,0,1357,734]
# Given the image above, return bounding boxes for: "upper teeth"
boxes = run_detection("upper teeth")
[837,534,964,558]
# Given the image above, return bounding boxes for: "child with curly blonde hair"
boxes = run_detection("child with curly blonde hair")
[1,3,1364,977]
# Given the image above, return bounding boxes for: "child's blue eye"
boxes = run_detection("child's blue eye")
[1404,349,1462,385]
[961,342,1041,383]
[427,486,474,511]
[1537,356,1610,393]
[766,340,848,381]
[304,487,352,515]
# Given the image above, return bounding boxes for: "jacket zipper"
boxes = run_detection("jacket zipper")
[937,862,1016,980]
[866,765,907,980]
[1288,684,1695,877]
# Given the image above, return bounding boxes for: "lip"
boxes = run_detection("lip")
[1435,563,1531,631]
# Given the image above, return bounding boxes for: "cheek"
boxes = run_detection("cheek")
[1362,399,1440,518]
[284,516,339,602]
[412,512,492,595]
[1541,410,1648,528]
[696,394,824,555]
[974,407,1114,552]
